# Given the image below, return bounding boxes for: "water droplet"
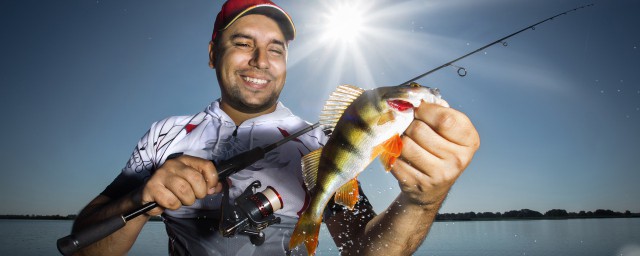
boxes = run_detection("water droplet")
[600,90,605,94]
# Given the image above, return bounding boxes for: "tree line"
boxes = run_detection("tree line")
[436,209,639,221]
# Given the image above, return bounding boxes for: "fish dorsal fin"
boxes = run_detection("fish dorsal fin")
[301,148,323,191]
[319,84,365,133]
[334,178,360,210]
[372,133,403,172]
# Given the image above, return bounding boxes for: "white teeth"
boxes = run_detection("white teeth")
[243,76,268,84]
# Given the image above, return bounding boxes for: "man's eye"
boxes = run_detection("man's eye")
[270,49,283,55]
[234,42,250,48]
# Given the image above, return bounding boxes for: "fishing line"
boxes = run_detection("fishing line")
[398,3,594,86]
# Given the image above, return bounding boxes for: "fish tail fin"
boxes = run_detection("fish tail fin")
[289,212,322,256]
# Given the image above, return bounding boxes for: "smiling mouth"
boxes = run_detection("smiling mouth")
[242,76,268,85]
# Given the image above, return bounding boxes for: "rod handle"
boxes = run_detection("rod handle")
[57,215,126,255]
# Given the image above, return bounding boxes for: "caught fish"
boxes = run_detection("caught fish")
[289,82,442,255]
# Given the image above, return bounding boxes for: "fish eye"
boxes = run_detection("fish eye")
[409,82,421,88]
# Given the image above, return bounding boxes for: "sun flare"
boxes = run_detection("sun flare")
[321,2,366,43]
[325,3,364,41]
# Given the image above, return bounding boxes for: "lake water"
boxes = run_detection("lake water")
[1,218,639,255]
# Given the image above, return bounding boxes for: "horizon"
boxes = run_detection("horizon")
[1,0,639,216]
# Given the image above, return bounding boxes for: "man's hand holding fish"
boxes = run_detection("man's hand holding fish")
[290,83,480,255]
[345,98,479,255]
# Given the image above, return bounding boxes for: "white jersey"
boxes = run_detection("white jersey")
[102,100,327,219]
[101,100,375,255]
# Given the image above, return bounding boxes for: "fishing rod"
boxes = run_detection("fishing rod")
[57,122,320,255]
[398,3,594,86]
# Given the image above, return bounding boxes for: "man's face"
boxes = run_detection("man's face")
[212,14,288,114]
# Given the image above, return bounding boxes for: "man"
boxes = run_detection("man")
[71,0,480,255]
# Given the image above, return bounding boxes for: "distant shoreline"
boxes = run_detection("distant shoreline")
[2,209,639,222]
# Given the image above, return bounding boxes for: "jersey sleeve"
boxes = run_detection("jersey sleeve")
[100,128,157,199]
[99,113,207,200]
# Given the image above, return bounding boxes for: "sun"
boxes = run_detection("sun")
[321,2,367,43]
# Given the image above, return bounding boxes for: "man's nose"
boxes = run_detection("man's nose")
[249,48,269,69]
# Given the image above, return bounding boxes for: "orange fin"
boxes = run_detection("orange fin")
[372,134,403,172]
[289,213,322,256]
[334,178,360,210]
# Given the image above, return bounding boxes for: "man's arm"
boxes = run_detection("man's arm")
[71,155,222,256]
[327,101,480,255]
[71,192,150,256]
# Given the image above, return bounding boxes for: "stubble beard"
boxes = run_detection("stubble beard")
[225,85,279,114]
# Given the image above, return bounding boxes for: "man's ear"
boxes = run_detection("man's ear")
[208,41,215,69]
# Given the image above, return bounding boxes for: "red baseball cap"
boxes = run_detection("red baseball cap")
[212,0,296,43]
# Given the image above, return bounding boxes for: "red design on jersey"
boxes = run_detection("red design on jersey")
[185,124,197,134]
[277,127,302,143]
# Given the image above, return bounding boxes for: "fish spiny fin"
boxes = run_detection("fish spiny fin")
[374,134,403,172]
[301,148,323,191]
[289,212,322,255]
[319,84,365,132]
[377,110,396,126]
[334,178,360,210]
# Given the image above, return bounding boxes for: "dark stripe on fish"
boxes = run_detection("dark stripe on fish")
[341,112,373,134]
[330,128,364,158]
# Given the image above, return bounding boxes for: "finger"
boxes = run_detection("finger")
[208,182,223,195]
[150,185,183,211]
[404,117,461,161]
[398,134,443,176]
[394,133,463,189]
[390,157,424,189]
[164,176,197,206]
[175,155,219,192]
[173,166,209,199]
[414,102,480,149]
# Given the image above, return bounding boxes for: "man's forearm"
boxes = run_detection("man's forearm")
[345,193,443,255]
[72,191,150,256]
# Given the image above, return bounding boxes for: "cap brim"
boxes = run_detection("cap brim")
[224,4,295,41]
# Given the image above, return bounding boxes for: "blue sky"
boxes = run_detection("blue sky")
[0,0,638,216]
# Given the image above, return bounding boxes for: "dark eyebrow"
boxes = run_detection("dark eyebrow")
[230,33,254,41]
[270,39,286,49]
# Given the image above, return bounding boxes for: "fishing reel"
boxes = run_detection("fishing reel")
[219,180,283,245]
